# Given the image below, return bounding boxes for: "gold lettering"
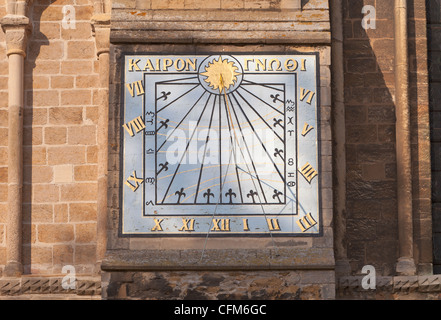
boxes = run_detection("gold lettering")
[268,58,282,71]
[297,213,317,232]
[175,58,186,72]
[122,116,146,137]
[163,58,173,71]
[143,59,155,71]
[266,218,281,231]
[155,58,161,71]
[223,219,230,231]
[211,219,230,231]
[243,219,250,231]
[256,59,266,71]
[125,170,144,192]
[179,218,195,232]
[152,219,164,231]
[186,58,197,71]
[244,58,254,71]
[301,58,307,71]
[285,58,298,72]
[301,122,314,136]
[128,58,141,72]
[300,88,315,104]
[126,80,145,97]
[299,162,318,183]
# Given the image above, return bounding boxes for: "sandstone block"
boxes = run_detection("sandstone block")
[74,165,97,181]
[69,203,97,222]
[67,41,95,59]
[51,75,74,89]
[49,107,83,125]
[61,90,92,106]
[33,184,60,203]
[48,146,86,165]
[38,224,74,243]
[44,126,67,145]
[68,126,96,145]
[75,223,96,243]
[53,164,73,183]
[60,183,97,201]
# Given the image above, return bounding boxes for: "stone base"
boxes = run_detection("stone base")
[338,274,441,300]
[101,270,336,300]
[396,257,417,276]
[3,262,23,278]
[0,275,101,297]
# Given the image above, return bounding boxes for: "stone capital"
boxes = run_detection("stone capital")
[0,14,31,57]
[92,13,111,57]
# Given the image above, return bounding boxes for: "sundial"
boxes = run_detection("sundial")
[121,54,320,237]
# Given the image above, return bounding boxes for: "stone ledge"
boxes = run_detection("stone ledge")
[101,248,335,271]
[109,8,331,44]
[110,30,332,45]
[0,276,101,297]
[101,269,336,300]
[113,0,303,11]
[111,9,328,22]
[0,294,101,300]
[338,275,441,294]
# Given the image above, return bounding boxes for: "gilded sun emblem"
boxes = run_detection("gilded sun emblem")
[200,57,241,93]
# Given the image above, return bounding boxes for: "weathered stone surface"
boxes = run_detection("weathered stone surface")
[103,270,334,300]
[101,248,335,271]
[109,6,331,44]
[0,276,101,297]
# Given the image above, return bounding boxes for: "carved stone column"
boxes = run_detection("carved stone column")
[92,13,110,272]
[0,13,31,277]
[330,0,351,278]
[394,0,416,276]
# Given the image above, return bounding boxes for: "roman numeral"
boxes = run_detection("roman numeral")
[179,218,195,232]
[211,219,230,232]
[122,116,146,137]
[266,218,281,231]
[128,58,141,72]
[301,122,314,136]
[297,213,317,232]
[126,80,145,97]
[243,219,250,231]
[300,88,315,104]
[125,170,144,192]
[299,162,318,183]
[151,218,164,231]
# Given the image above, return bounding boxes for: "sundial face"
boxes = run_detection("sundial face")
[121,54,320,237]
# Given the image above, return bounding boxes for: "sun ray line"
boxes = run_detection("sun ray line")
[157,84,201,113]
[159,92,212,204]
[156,91,209,152]
[241,79,285,92]
[228,92,268,203]
[194,95,218,204]
[222,93,244,204]
[234,90,284,143]
[239,86,284,115]
[231,92,285,184]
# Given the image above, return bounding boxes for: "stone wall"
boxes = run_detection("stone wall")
[102,270,335,300]
[428,0,441,274]
[0,0,99,276]
[342,0,399,276]
[341,0,432,276]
